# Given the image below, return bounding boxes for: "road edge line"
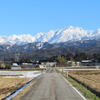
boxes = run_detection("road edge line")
[59,73,87,100]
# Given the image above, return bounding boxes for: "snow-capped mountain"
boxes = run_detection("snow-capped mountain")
[0,34,35,45]
[0,26,100,45]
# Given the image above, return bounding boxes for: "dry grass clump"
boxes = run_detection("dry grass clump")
[0,78,30,100]
[68,70,100,92]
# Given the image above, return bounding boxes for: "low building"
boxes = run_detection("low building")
[0,61,6,68]
[81,60,100,66]
[12,63,21,69]
[22,63,36,69]
[76,61,81,67]
[41,62,57,67]
[46,62,57,67]
[36,64,46,69]
[66,61,75,67]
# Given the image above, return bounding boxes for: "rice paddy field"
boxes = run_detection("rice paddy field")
[67,70,100,92]
[0,70,42,100]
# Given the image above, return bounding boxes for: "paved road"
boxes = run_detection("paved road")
[21,68,85,100]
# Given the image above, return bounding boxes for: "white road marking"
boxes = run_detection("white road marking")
[59,73,87,100]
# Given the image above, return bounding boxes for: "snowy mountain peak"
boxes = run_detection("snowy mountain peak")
[0,26,100,45]
[96,29,100,33]
[9,34,18,39]
[67,25,75,29]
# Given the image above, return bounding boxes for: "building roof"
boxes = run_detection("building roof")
[82,60,92,63]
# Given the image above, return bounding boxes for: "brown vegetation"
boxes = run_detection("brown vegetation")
[68,70,100,92]
[12,74,43,100]
[0,78,30,100]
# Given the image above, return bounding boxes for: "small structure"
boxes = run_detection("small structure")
[22,63,36,69]
[0,61,6,68]
[41,62,57,67]
[12,63,21,69]
[46,62,57,67]
[36,64,46,69]
[66,61,75,67]
[81,60,100,66]
[76,62,81,67]
[81,60,92,66]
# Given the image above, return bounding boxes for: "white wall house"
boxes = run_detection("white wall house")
[66,61,75,67]
[41,62,57,67]
[12,63,21,69]
[81,60,100,67]
[36,64,46,69]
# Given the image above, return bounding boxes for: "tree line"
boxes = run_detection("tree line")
[46,53,100,66]
[10,52,100,63]
[48,53,100,61]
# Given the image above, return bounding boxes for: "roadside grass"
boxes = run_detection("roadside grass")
[61,72,100,100]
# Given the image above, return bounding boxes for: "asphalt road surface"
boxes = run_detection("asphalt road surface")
[21,68,86,100]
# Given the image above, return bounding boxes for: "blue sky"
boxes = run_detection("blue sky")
[0,0,100,36]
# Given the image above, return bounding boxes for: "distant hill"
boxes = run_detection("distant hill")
[0,39,100,61]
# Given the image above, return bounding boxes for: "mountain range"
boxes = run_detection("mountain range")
[1,39,100,61]
[0,26,100,45]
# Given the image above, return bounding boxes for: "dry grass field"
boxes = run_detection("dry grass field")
[68,70,100,92]
[0,77,30,100]
[0,70,42,100]
[0,70,41,100]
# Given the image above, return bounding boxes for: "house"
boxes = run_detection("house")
[46,62,57,67]
[22,63,36,69]
[66,61,75,67]
[36,64,46,69]
[0,61,6,68]
[81,60,100,66]
[11,63,21,69]
[76,62,81,67]
[41,62,57,67]
[81,60,92,66]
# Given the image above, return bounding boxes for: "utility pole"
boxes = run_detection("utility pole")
[15,52,20,62]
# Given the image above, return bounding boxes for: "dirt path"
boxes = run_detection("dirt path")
[21,68,86,100]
